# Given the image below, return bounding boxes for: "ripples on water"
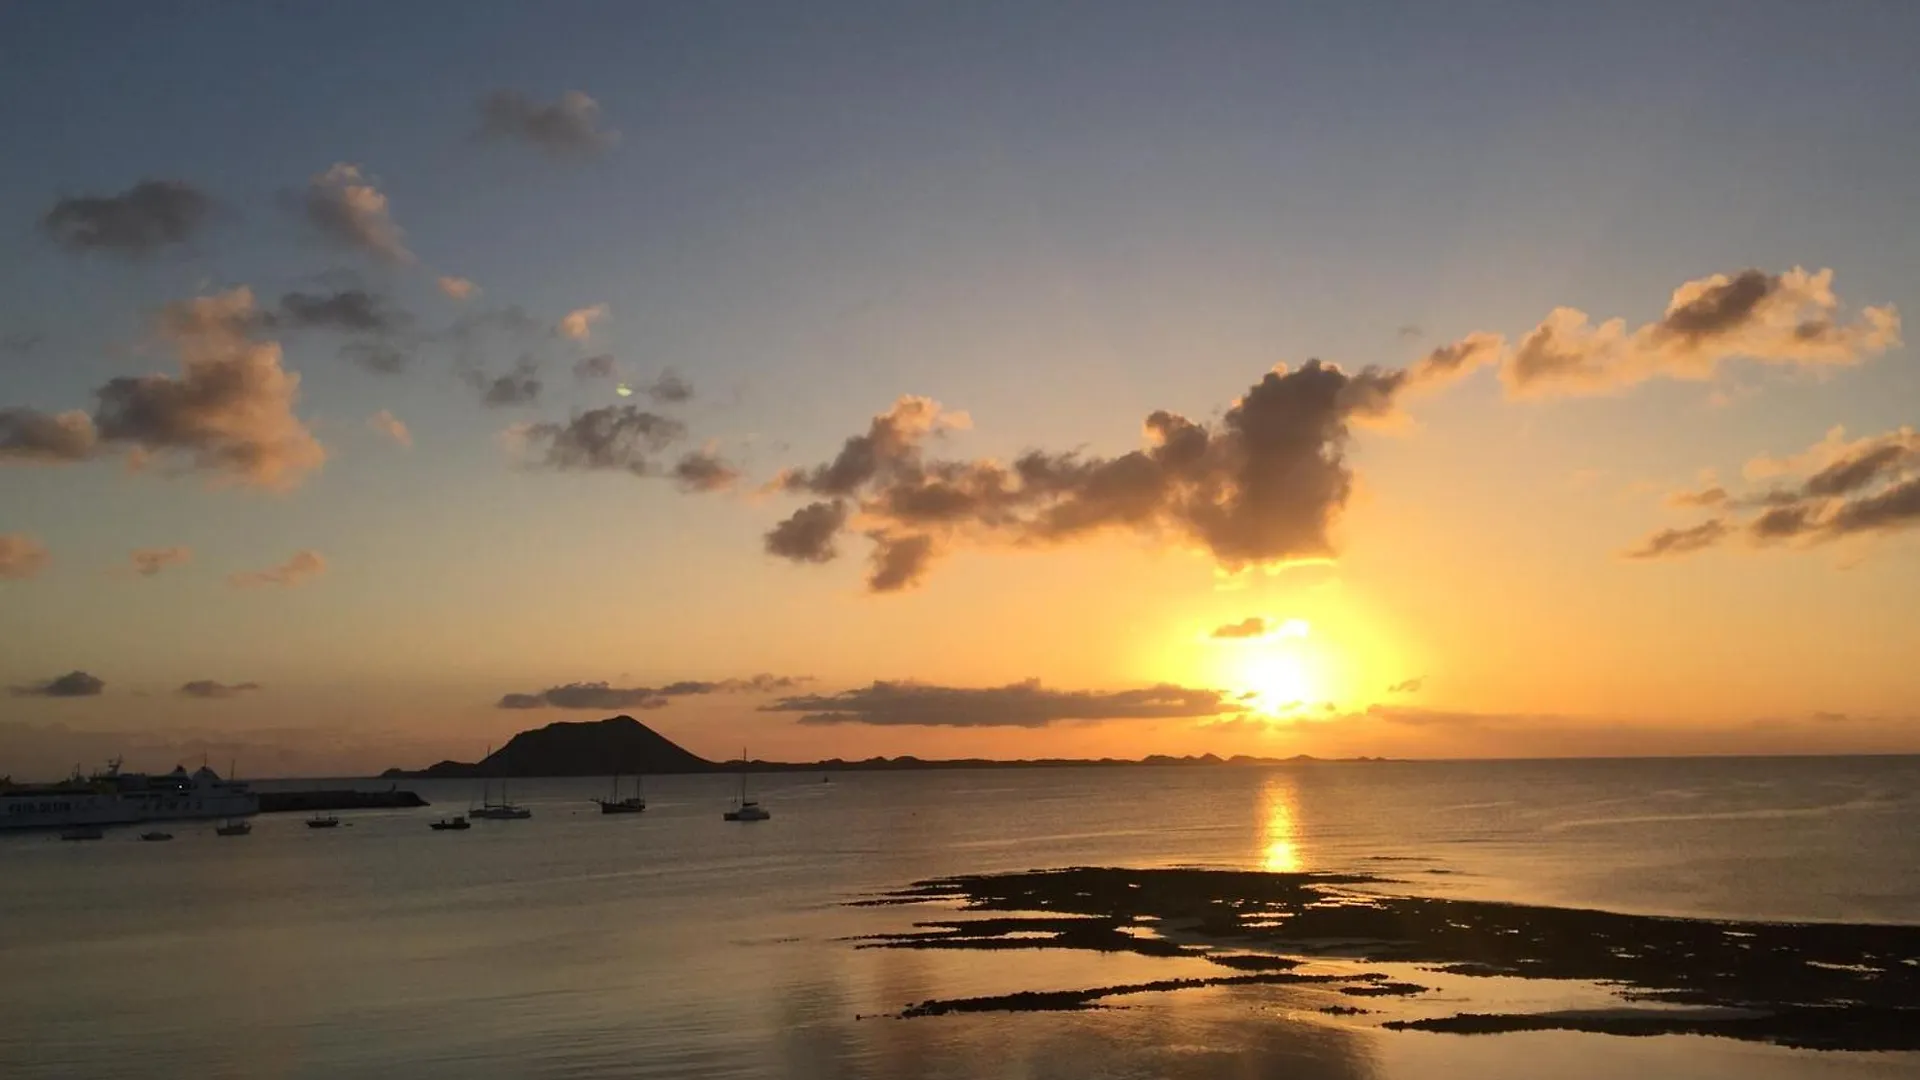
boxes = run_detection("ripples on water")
[4,757,1917,1079]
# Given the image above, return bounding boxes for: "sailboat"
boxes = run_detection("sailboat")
[470,745,532,819]
[723,748,770,822]
[595,770,646,814]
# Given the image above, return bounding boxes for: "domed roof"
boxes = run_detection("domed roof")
[192,765,221,781]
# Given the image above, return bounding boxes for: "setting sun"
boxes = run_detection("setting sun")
[1240,652,1318,715]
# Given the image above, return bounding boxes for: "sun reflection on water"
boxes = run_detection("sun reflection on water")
[1260,775,1303,873]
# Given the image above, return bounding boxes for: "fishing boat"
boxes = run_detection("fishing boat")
[306,813,341,829]
[429,815,470,831]
[214,819,251,836]
[595,771,646,814]
[723,748,771,822]
[138,831,173,842]
[59,825,104,841]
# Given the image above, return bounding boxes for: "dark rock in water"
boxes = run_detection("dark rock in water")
[388,716,716,778]
[855,866,1920,1050]
[258,789,428,812]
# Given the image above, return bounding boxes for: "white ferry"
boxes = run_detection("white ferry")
[0,760,259,832]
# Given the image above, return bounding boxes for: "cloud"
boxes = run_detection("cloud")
[129,546,190,577]
[0,407,99,464]
[642,369,693,404]
[1,534,51,580]
[1623,519,1730,560]
[1396,324,1423,339]
[368,410,411,448]
[497,673,809,710]
[1408,331,1505,388]
[1493,268,1899,397]
[1630,425,1920,557]
[1,290,328,485]
[573,354,617,379]
[761,678,1247,728]
[178,680,261,700]
[11,671,105,698]
[513,404,687,474]
[40,179,213,256]
[557,304,608,341]
[296,163,411,263]
[273,289,402,333]
[478,358,542,407]
[228,550,326,588]
[1665,484,1728,509]
[2,332,43,355]
[89,288,327,489]
[477,90,619,159]
[1387,677,1424,694]
[438,276,478,301]
[672,447,740,493]
[755,361,1412,590]
[766,500,849,563]
[342,341,411,375]
[865,533,935,592]
[1210,616,1269,639]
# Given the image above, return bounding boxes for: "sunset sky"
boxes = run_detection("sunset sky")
[4,2,1919,776]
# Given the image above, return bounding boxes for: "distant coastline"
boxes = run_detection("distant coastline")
[377,715,1392,779]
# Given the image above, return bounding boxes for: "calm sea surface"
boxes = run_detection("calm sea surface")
[4,757,1918,1079]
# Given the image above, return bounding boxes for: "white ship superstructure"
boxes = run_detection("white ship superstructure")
[0,760,259,832]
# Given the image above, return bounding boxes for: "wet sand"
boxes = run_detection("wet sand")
[851,867,1920,1051]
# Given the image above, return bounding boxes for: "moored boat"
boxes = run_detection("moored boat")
[723,748,771,822]
[595,771,646,814]
[2,759,259,832]
[429,815,470,830]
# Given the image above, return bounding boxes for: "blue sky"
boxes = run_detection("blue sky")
[2,2,1918,774]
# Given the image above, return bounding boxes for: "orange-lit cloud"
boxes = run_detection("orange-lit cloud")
[0,407,97,463]
[756,362,1408,591]
[0,533,51,580]
[229,549,326,588]
[1416,268,1899,397]
[437,276,478,301]
[557,303,608,341]
[1626,424,1920,558]
[672,446,740,493]
[368,410,412,448]
[97,288,327,489]
[3,290,326,489]
[297,163,411,263]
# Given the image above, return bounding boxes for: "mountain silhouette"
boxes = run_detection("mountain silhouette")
[380,715,1386,778]
[385,716,715,778]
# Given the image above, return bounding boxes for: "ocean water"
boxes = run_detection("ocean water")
[3,756,1917,1079]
